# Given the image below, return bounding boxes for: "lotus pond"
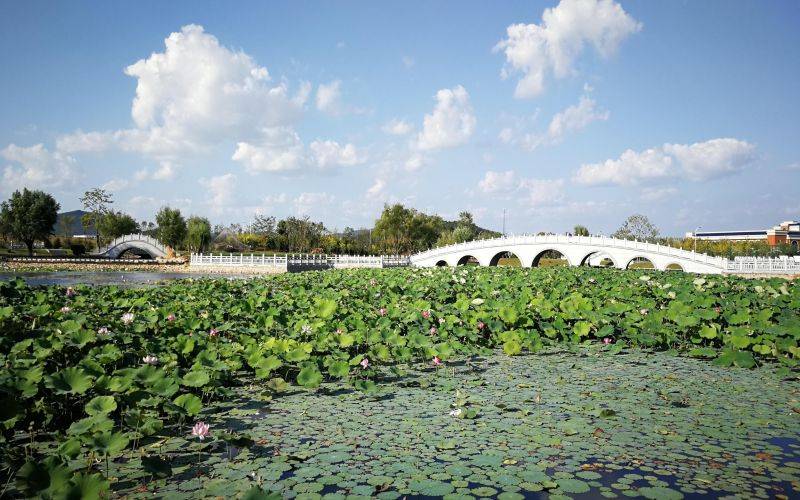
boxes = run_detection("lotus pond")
[1,266,798,498]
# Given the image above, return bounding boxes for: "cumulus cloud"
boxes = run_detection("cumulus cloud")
[293,192,335,216]
[316,80,342,115]
[57,24,306,164]
[415,85,476,151]
[1,143,78,193]
[382,119,413,136]
[640,186,678,202]
[574,138,756,186]
[232,129,365,173]
[366,178,387,199]
[309,140,366,169]
[495,0,641,98]
[199,173,237,213]
[478,170,518,194]
[232,127,306,174]
[477,169,565,208]
[511,94,608,150]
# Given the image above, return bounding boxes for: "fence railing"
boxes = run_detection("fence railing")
[189,253,410,269]
[725,256,800,274]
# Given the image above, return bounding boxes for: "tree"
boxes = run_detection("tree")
[251,214,276,236]
[80,188,113,247]
[277,216,325,252]
[573,225,590,236]
[58,213,76,238]
[373,204,415,254]
[612,214,659,242]
[185,216,212,252]
[0,189,60,256]
[155,207,187,249]
[97,211,138,241]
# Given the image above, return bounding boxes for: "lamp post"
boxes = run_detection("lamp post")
[694,226,702,253]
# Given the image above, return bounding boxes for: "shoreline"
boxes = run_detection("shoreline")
[0,260,287,275]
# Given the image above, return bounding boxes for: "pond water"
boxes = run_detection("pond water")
[0,271,274,287]
[98,349,799,499]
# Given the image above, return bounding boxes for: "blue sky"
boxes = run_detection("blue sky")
[1,0,798,236]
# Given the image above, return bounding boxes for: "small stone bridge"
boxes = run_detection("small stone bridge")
[410,235,728,274]
[94,234,169,259]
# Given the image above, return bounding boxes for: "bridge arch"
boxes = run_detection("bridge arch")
[435,260,448,267]
[95,234,169,260]
[531,249,571,267]
[626,256,655,270]
[456,255,480,266]
[665,263,684,271]
[489,250,522,267]
[579,251,617,268]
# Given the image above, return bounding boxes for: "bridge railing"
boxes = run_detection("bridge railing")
[725,256,800,274]
[189,253,410,269]
[410,234,728,267]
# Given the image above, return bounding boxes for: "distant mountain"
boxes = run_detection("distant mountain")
[52,210,96,237]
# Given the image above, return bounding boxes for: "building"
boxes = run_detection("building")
[686,220,800,249]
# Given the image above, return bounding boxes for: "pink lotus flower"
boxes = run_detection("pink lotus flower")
[65,287,76,298]
[438,318,445,324]
[421,310,431,319]
[60,306,71,313]
[166,314,176,322]
[97,327,110,335]
[477,321,485,330]
[639,309,649,316]
[209,328,219,337]
[121,312,135,325]
[603,337,613,345]
[191,421,211,440]
[335,328,343,334]
[714,306,722,313]
[370,278,378,286]
[433,356,442,366]
[142,355,158,365]
[360,358,369,369]
[379,308,387,316]
[429,327,438,335]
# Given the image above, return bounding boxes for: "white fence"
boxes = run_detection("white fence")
[189,253,410,270]
[725,256,800,274]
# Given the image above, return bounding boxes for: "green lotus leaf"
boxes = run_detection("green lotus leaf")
[328,360,350,378]
[297,366,323,388]
[84,395,117,416]
[172,393,203,416]
[313,298,338,319]
[46,367,93,395]
[90,432,129,457]
[181,370,211,388]
[142,455,173,479]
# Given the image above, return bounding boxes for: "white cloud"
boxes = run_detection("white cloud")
[785,162,800,171]
[366,178,387,199]
[640,186,678,202]
[402,56,415,69]
[478,170,517,194]
[316,80,342,115]
[102,179,130,192]
[232,130,366,173]
[519,178,565,207]
[415,85,476,151]
[1,143,78,192]
[477,169,565,208]
[57,24,304,162]
[232,127,305,173]
[309,140,366,168]
[515,94,608,150]
[574,138,756,186]
[293,192,335,216]
[382,119,413,136]
[199,173,237,213]
[495,0,641,98]
[404,153,426,172]
[544,95,608,144]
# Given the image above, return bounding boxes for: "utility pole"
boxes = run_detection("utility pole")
[693,226,702,253]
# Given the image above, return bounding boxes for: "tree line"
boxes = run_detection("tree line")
[1,188,795,257]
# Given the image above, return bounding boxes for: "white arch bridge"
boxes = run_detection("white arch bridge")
[94,234,169,259]
[410,235,729,274]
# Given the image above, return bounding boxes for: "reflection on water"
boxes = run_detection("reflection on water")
[0,271,241,287]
